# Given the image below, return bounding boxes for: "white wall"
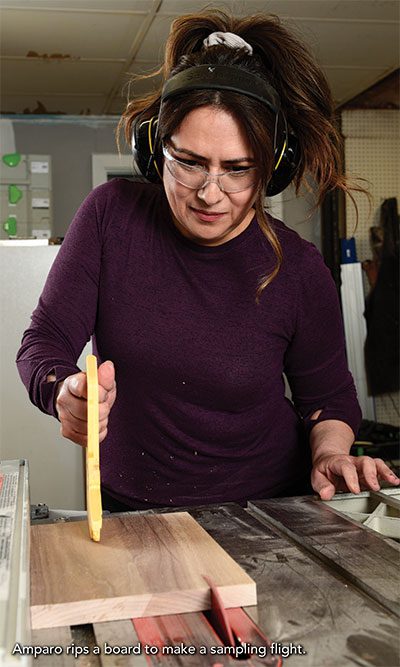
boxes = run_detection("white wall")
[0,243,87,509]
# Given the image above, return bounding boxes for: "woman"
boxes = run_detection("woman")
[17,10,399,511]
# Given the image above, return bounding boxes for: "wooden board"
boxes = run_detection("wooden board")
[30,511,256,629]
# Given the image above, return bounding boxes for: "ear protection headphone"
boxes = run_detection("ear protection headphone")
[131,64,300,197]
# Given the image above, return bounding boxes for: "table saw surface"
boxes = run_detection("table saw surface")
[30,495,400,667]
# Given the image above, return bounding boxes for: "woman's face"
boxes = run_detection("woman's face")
[162,106,259,246]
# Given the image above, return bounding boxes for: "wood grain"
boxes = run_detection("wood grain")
[31,627,74,666]
[85,354,102,542]
[93,620,146,667]
[30,512,256,629]
[249,497,400,617]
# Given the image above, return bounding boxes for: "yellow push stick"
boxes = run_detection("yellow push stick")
[86,354,102,542]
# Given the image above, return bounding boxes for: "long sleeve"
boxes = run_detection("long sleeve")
[16,187,103,417]
[283,243,362,437]
[15,181,363,505]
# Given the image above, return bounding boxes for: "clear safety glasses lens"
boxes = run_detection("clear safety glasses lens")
[162,145,258,193]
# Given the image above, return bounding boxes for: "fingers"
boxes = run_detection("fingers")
[311,467,336,500]
[98,360,117,412]
[373,458,400,486]
[56,372,87,422]
[352,456,399,491]
[336,460,361,494]
[99,425,108,444]
[66,372,88,400]
[358,456,381,491]
[315,455,361,495]
[55,361,117,447]
[60,421,87,447]
[98,360,116,394]
[312,454,400,500]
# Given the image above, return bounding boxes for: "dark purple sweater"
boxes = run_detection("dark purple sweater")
[17,179,361,507]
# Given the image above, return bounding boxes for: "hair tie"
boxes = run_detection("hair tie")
[203,31,253,55]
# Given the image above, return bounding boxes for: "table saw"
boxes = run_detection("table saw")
[2,459,399,667]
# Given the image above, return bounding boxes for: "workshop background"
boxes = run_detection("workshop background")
[0,0,399,509]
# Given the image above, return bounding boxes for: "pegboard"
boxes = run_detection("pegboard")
[341,110,399,426]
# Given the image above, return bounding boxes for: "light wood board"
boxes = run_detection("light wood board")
[85,354,102,542]
[30,511,256,629]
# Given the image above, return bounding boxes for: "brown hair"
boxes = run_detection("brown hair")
[118,9,360,296]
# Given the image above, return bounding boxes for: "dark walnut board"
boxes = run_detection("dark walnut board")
[30,511,256,629]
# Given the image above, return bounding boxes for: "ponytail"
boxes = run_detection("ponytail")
[118,9,365,297]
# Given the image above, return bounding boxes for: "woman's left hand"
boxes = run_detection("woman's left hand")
[311,453,400,500]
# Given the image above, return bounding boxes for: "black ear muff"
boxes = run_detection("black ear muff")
[267,129,300,197]
[130,65,301,194]
[131,114,161,182]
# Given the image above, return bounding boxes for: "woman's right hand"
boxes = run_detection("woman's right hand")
[55,360,116,447]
